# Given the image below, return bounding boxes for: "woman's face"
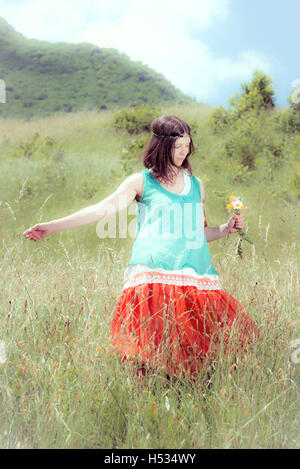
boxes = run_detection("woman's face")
[172,134,191,167]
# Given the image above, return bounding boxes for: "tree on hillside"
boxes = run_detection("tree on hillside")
[284,81,300,133]
[229,70,275,116]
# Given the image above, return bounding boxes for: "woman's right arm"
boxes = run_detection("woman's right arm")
[23,173,143,242]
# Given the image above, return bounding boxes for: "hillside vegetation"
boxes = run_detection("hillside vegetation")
[0,17,192,119]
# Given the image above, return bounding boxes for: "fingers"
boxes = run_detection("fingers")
[234,214,245,230]
[23,229,40,242]
[24,232,37,241]
[228,214,245,233]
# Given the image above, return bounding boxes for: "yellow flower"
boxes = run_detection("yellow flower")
[229,195,235,203]
[226,204,233,211]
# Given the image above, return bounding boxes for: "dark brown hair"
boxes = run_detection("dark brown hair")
[143,115,194,183]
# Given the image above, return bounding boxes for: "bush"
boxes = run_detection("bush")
[224,159,252,184]
[207,106,235,134]
[223,110,286,174]
[111,103,160,134]
[229,70,275,117]
[262,137,285,170]
[284,85,300,133]
[13,133,61,160]
[118,134,149,175]
[224,133,257,170]
[278,108,300,134]
[290,164,300,198]
[223,111,265,169]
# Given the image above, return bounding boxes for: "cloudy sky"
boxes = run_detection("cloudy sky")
[0,0,299,107]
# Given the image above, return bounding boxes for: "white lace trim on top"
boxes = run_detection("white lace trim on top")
[123,264,222,291]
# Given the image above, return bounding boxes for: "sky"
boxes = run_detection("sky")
[0,0,299,108]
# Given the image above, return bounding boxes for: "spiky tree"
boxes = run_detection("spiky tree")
[285,82,300,133]
[230,70,275,116]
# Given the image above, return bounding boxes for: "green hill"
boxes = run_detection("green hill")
[0,17,192,119]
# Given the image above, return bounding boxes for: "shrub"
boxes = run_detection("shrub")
[223,111,264,169]
[118,134,149,175]
[224,133,257,170]
[283,84,300,133]
[224,159,252,184]
[222,109,288,175]
[111,103,160,134]
[207,106,235,134]
[229,70,275,117]
[23,101,33,108]
[278,107,300,134]
[13,133,61,160]
[290,164,300,198]
[262,137,285,170]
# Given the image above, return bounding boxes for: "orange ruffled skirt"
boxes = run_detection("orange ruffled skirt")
[111,283,259,377]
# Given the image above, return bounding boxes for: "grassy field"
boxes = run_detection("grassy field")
[0,104,299,448]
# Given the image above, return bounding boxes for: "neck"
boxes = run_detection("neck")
[150,166,183,184]
[167,164,183,180]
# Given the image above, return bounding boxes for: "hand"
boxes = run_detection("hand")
[227,214,245,234]
[23,223,54,242]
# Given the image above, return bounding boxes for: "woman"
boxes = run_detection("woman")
[23,115,259,378]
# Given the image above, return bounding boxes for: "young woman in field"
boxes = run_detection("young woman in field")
[23,115,259,378]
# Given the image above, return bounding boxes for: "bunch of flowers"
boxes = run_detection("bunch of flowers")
[227,195,253,258]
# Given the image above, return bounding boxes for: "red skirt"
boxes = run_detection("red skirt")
[111,283,259,377]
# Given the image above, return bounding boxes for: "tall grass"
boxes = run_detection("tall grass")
[0,106,300,448]
[0,234,299,448]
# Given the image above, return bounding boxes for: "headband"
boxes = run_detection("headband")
[152,133,183,139]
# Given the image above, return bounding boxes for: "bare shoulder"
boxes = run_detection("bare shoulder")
[132,173,144,201]
[128,172,143,183]
[195,176,205,203]
[129,172,143,192]
[118,173,144,201]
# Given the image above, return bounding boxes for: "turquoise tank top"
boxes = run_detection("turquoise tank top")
[127,169,218,276]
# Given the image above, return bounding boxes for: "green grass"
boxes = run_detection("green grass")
[0,104,300,448]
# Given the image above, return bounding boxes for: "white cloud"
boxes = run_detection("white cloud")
[0,0,276,103]
[75,0,274,101]
[0,0,128,40]
[0,0,86,41]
